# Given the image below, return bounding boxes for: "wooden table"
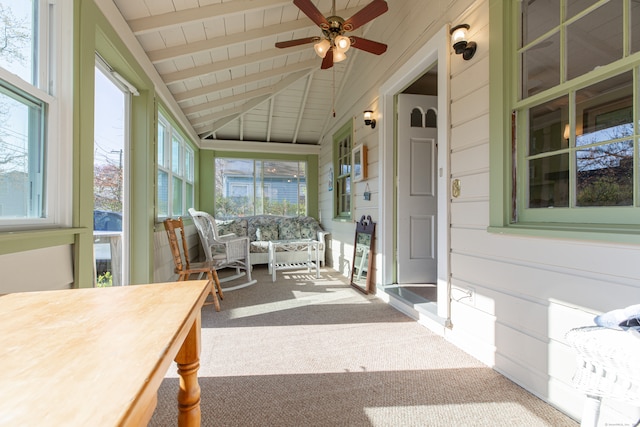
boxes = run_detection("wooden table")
[0,280,209,426]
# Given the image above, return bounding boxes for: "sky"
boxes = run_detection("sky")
[94,67,126,167]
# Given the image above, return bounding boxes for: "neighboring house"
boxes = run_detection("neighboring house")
[0,1,638,426]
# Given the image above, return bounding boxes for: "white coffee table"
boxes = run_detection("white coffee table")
[268,239,320,282]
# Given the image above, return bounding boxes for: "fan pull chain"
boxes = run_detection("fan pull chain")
[332,65,336,117]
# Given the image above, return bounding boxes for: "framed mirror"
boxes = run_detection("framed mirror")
[351,215,376,294]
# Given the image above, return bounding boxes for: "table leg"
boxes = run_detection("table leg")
[175,313,202,427]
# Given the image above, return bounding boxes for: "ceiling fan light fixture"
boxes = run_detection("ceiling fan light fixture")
[334,35,351,52]
[314,39,331,58]
[333,49,347,63]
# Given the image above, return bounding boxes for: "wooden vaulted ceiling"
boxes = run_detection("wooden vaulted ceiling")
[112,0,384,145]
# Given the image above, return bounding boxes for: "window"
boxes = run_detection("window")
[0,1,68,227]
[333,121,352,219]
[157,112,194,219]
[512,0,640,226]
[214,158,307,219]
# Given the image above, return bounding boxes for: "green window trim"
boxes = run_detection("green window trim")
[489,0,640,243]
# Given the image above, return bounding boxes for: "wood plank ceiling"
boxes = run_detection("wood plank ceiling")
[112,0,382,146]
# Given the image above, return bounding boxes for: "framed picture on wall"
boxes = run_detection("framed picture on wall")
[352,143,367,182]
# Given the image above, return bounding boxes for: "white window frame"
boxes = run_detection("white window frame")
[157,112,195,219]
[0,0,73,229]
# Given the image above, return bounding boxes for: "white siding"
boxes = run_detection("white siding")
[317,0,640,425]
[0,246,74,293]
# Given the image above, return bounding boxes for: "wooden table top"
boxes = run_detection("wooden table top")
[0,280,209,426]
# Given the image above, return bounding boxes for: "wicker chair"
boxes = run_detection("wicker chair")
[163,217,224,311]
[188,208,257,291]
[566,326,640,427]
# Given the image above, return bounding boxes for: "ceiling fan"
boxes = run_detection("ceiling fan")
[276,0,388,70]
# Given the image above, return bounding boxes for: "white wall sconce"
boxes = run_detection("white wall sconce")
[450,24,477,60]
[363,110,376,129]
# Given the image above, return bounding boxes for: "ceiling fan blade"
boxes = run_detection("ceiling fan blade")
[275,37,319,48]
[321,48,334,69]
[293,0,329,28]
[343,0,388,31]
[350,36,387,55]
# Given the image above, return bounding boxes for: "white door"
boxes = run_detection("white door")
[397,94,438,284]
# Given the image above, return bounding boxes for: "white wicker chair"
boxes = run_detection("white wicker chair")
[188,208,257,291]
[566,326,640,427]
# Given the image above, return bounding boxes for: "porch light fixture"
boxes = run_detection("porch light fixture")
[450,24,476,60]
[364,110,376,129]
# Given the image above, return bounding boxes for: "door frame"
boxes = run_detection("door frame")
[378,26,451,321]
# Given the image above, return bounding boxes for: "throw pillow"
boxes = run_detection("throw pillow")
[278,217,301,240]
[217,219,248,237]
[297,216,320,239]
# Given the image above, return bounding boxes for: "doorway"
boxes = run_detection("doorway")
[379,27,450,325]
[93,58,130,287]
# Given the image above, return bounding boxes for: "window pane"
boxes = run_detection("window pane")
[158,121,166,168]
[528,154,569,208]
[631,0,640,54]
[529,96,569,156]
[185,182,193,210]
[0,85,45,219]
[567,0,600,20]
[262,160,302,216]
[576,72,633,149]
[185,147,193,181]
[521,0,558,46]
[0,1,36,85]
[157,170,168,217]
[171,136,181,175]
[214,158,253,219]
[521,33,560,98]
[576,141,633,206]
[567,1,622,81]
[171,176,183,216]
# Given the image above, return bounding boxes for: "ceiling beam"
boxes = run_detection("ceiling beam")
[196,95,272,138]
[174,59,317,103]
[291,73,314,143]
[147,6,363,64]
[182,86,273,116]
[193,69,313,135]
[199,139,321,155]
[162,45,309,85]
[266,98,275,142]
[128,0,291,35]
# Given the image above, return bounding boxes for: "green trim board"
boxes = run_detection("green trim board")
[0,228,81,256]
[76,0,156,286]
